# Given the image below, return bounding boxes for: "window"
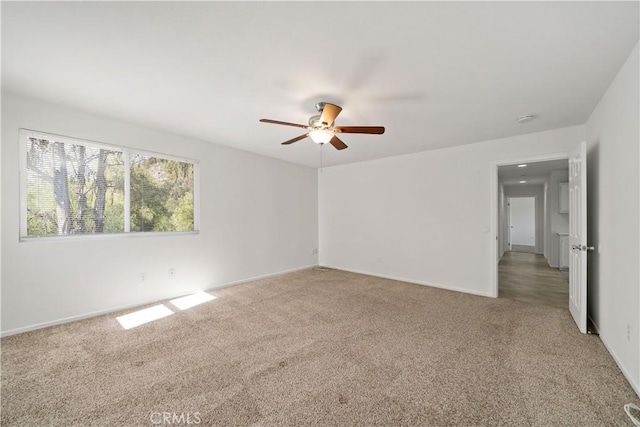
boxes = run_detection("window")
[20,130,199,239]
[130,154,194,232]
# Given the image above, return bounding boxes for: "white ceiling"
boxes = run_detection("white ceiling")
[498,159,568,186]
[2,2,638,168]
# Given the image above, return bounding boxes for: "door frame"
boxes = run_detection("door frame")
[506,195,511,252]
[490,153,569,298]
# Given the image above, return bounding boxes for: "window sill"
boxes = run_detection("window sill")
[19,230,200,243]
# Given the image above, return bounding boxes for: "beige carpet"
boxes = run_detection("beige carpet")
[1,268,637,426]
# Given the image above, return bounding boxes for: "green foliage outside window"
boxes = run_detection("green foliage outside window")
[24,135,196,238]
[130,155,194,232]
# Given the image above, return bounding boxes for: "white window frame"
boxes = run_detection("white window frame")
[19,129,200,241]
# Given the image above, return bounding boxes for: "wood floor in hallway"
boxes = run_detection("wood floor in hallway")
[499,251,569,309]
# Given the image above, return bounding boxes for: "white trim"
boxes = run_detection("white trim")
[589,315,640,397]
[490,152,570,298]
[588,314,600,334]
[492,153,571,169]
[321,265,494,298]
[19,130,29,239]
[490,162,499,297]
[193,162,201,231]
[20,128,121,153]
[600,332,640,397]
[0,264,318,337]
[19,128,199,164]
[123,150,131,232]
[19,230,199,243]
[207,264,318,291]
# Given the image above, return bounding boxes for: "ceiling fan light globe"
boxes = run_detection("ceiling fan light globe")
[309,130,333,144]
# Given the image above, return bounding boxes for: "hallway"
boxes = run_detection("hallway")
[499,251,569,309]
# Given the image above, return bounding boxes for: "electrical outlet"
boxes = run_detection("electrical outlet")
[312,248,318,255]
[169,268,176,277]
[139,273,146,282]
[377,256,382,265]
[627,324,632,341]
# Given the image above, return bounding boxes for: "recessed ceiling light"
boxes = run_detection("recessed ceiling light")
[519,180,527,184]
[517,115,536,123]
[517,164,527,168]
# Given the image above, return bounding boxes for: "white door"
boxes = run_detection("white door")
[509,197,536,248]
[569,141,588,333]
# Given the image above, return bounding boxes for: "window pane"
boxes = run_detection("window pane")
[26,137,124,236]
[130,154,194,232]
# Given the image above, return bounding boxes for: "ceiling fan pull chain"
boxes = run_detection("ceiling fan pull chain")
[320,143,323,172]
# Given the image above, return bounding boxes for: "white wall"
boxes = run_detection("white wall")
[1,93,319,335]
[545,169,570,268]
[503,186,545,253]
[585,42,639,393]
[319,125,583,297]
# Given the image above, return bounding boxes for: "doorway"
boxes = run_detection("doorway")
[501,188,568,309]
[491,156,570,306]
[491,146,589,333]
[508,196,536,253]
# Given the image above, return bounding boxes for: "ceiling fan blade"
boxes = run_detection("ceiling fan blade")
[281,133,309,145]
[329,135,348,150]
[260,119,309,129]
[334,126,385,135]
[320,103,342,125]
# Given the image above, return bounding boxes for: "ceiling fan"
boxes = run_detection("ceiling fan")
[259,102,385,150]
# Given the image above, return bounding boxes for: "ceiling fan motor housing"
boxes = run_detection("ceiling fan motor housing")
[311,102,334,128]
[309,114,329,129]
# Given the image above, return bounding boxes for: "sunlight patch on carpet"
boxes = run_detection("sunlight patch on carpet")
[116,304,174,330]
[170,291,216,310]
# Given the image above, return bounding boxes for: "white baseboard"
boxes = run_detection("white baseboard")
[321,265,494,298]
[588,314,601,334]
[205,264,317,291]
[598,332,640,397]
[589,315,639,397]
[0,264,318,337]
